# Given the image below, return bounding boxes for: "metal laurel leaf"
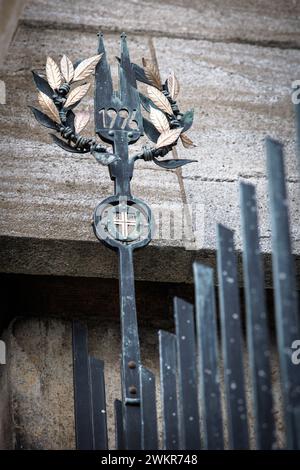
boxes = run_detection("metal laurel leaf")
[50,134,89,153]
[180,133,196,148]
[149,107,169,134]
[142,58,162,90]
[131,63,153,86]
[64,83,90,108]
[38,91,60,123]
[167,71,180,100]
[32,71,53,98]
[74,110,90,133]
[147,86,173,116]
[29,106,59,130]
[153,157,196,169]
[66,110,75,129]
[46,56,62,91]
[182,109,194,132]
[72,54,103,82]
[143,117,160,143]
[139,92,159,113]
[60,55,74,83]
[155,128,182,149]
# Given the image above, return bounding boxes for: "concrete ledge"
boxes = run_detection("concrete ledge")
[21,0,300,49]
[1,235,299,288]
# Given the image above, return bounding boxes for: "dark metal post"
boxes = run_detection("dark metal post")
[72,322,94,450]
[140,366,159,450]
[193,263,224,450]
[240,182,275,449]
[266,138,300,450]
[216,225,249,449]
[159,331,179,450]
[119,246,142,449]
[174,297,201,450]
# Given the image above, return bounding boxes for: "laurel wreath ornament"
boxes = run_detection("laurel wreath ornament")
[31,52,196,169]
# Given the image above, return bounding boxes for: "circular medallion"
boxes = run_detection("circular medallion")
[93,196,153,249]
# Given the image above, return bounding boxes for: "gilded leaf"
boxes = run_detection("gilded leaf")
[64,83,90,108]
[73,54,102,82]
[38,91,60,123]
[60,55,74,83]
[74,110,90,133]
[147,86,173,115]
[46,56,62,91]
[142,58,162,90]
[180,133,196,148]
[149,107,169,134]
[155,128,183,149]
[167,71,180,100]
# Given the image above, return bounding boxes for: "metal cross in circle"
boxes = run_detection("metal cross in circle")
[113,210,136,239]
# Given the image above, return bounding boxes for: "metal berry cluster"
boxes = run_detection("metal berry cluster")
[30,51,196,168]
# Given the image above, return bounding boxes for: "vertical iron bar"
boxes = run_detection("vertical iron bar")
[193,263,224,450]
[266,138,300,449]
[72,321,94,450]
[119,245,141,450]
[295,90,300,171]
[216,225,249,449]
[159,330,179,450]
[114,399,125,450]
[140,366,158,450]
[88,357,108,450]
[174,297,201,450]
[112,132,133,197]
[240,182,276,449]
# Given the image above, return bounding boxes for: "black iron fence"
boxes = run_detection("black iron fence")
[72,136,300,450]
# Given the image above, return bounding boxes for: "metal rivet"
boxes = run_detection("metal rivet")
[108,130,114,136]
[128,132,133,138]
[128,361,136,369]
[129,385,137,395]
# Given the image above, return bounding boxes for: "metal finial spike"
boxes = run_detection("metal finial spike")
[120,32,129,57]
[97,32,106,54]
[95,33,114,123]
[119,32,137,99]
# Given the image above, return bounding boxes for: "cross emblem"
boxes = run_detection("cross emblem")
[113,210,137,240]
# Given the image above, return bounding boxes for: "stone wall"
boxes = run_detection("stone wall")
[0,0,299,283]
[0,0,299,449]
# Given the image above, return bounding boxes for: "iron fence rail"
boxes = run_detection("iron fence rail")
[72,136,300,450]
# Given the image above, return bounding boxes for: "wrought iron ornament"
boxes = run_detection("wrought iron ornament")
[31,33,196,449]
[30,33,300,452]
[30,32,197,254]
